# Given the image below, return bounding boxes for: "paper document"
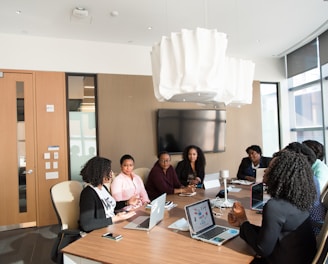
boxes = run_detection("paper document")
[227,186,242,192]
[231,179,254,185]
[168,218,189,231]
[179,192,196,197]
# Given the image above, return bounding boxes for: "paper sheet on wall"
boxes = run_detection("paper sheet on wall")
[46,171,59,179]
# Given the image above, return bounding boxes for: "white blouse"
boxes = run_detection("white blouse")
[92,185,116,218]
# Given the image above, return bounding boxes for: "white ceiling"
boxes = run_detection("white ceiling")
[1,0,328,59]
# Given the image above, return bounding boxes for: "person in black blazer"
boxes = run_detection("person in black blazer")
[79,156,136,232]
[237,145,272,182]
[175,145,206,187]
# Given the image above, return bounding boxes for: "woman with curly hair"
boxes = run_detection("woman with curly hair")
[228,150,317,264]
[283,142,326,235]
[175,145,206,187]
[79,156,136,232]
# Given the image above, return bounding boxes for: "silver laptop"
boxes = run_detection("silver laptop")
[203,173,220,189]
[124,193,166,231]
[251,182,267,211]
[184,199,239,246]
[255,168,266,183]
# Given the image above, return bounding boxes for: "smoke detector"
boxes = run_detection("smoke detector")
[72,7,89,18]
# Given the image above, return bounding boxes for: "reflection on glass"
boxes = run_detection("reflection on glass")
[322,63,328,162]
[293,85,322,127]
[67,75,97,182]
[260,83,280,155]
[17,82,27,212]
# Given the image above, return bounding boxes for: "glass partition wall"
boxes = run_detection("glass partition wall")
[66,74,98,181]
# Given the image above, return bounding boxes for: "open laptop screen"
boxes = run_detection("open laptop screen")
[185,199,215,234]
[251,182,264,210]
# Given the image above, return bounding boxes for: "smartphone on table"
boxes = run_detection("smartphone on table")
[102,232,123,241]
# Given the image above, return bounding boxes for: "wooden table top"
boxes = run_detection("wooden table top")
[62,184,261,264]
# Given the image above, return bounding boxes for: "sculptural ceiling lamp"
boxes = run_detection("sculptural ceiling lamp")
[151,27,255,107]
[220,56,255,106]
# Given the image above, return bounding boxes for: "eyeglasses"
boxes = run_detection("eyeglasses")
[159,159,171,163]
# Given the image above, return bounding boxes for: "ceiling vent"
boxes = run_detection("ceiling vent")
[72,7,88,18]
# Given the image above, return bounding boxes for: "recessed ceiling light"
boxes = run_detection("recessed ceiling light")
[16,10,22,15]
[148,26,152,30]
[110,11,119,17]
[72,7,89,18]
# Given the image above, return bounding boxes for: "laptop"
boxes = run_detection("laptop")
[255,168,266,183]
[123,193,166,231]
[251,182,267,212]
[203,173,220,189]
[184,199,239,246]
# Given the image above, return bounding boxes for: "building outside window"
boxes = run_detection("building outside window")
[285,31,328,162]
[260,82,280,156]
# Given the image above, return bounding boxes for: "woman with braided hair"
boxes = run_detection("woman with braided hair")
[228,150,317,264]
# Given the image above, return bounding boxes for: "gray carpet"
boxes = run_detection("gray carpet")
[0,225,60,264]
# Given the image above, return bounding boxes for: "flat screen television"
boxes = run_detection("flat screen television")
[157,109,226,154]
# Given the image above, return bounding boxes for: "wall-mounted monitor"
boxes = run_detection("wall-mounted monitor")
[157,109,226,154]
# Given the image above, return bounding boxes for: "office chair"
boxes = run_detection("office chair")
[50,180,83,230]
[133,167,150,184]
[50,180,84,264]
[312,184,328,264]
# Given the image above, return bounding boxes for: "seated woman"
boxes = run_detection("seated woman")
[145,151,195,201]
[79,156,136,233]
[284,142,326,235]
[175,145,206,187]
[228,150,317,264]
[110,154,150,210]
[303,139,328,193]
[237,145,272,182]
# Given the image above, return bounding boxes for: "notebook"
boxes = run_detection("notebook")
[203,173,220,189]
[251,182,267,211]
[255,168,266,183]
[184,199,239,246]
[124,193,166,231]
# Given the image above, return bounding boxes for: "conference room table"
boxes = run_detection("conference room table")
[62,183,262,264]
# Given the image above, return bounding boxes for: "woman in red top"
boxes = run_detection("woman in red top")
[145,151,195,201]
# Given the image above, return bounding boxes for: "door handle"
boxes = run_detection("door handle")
[23,169,33,174]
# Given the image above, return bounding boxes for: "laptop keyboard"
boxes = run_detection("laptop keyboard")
[199,226,227,239]
[137,218,150,228]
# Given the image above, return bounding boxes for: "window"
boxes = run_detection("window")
[66,74,98,181]
[286,34,328,160]
[260,82,280,156]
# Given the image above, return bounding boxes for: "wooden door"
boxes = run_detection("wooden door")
[0,72,36,229]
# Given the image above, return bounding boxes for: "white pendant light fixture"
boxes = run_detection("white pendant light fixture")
[221,57,255,106]
[151,28,228,103]
[151,28,255,106]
